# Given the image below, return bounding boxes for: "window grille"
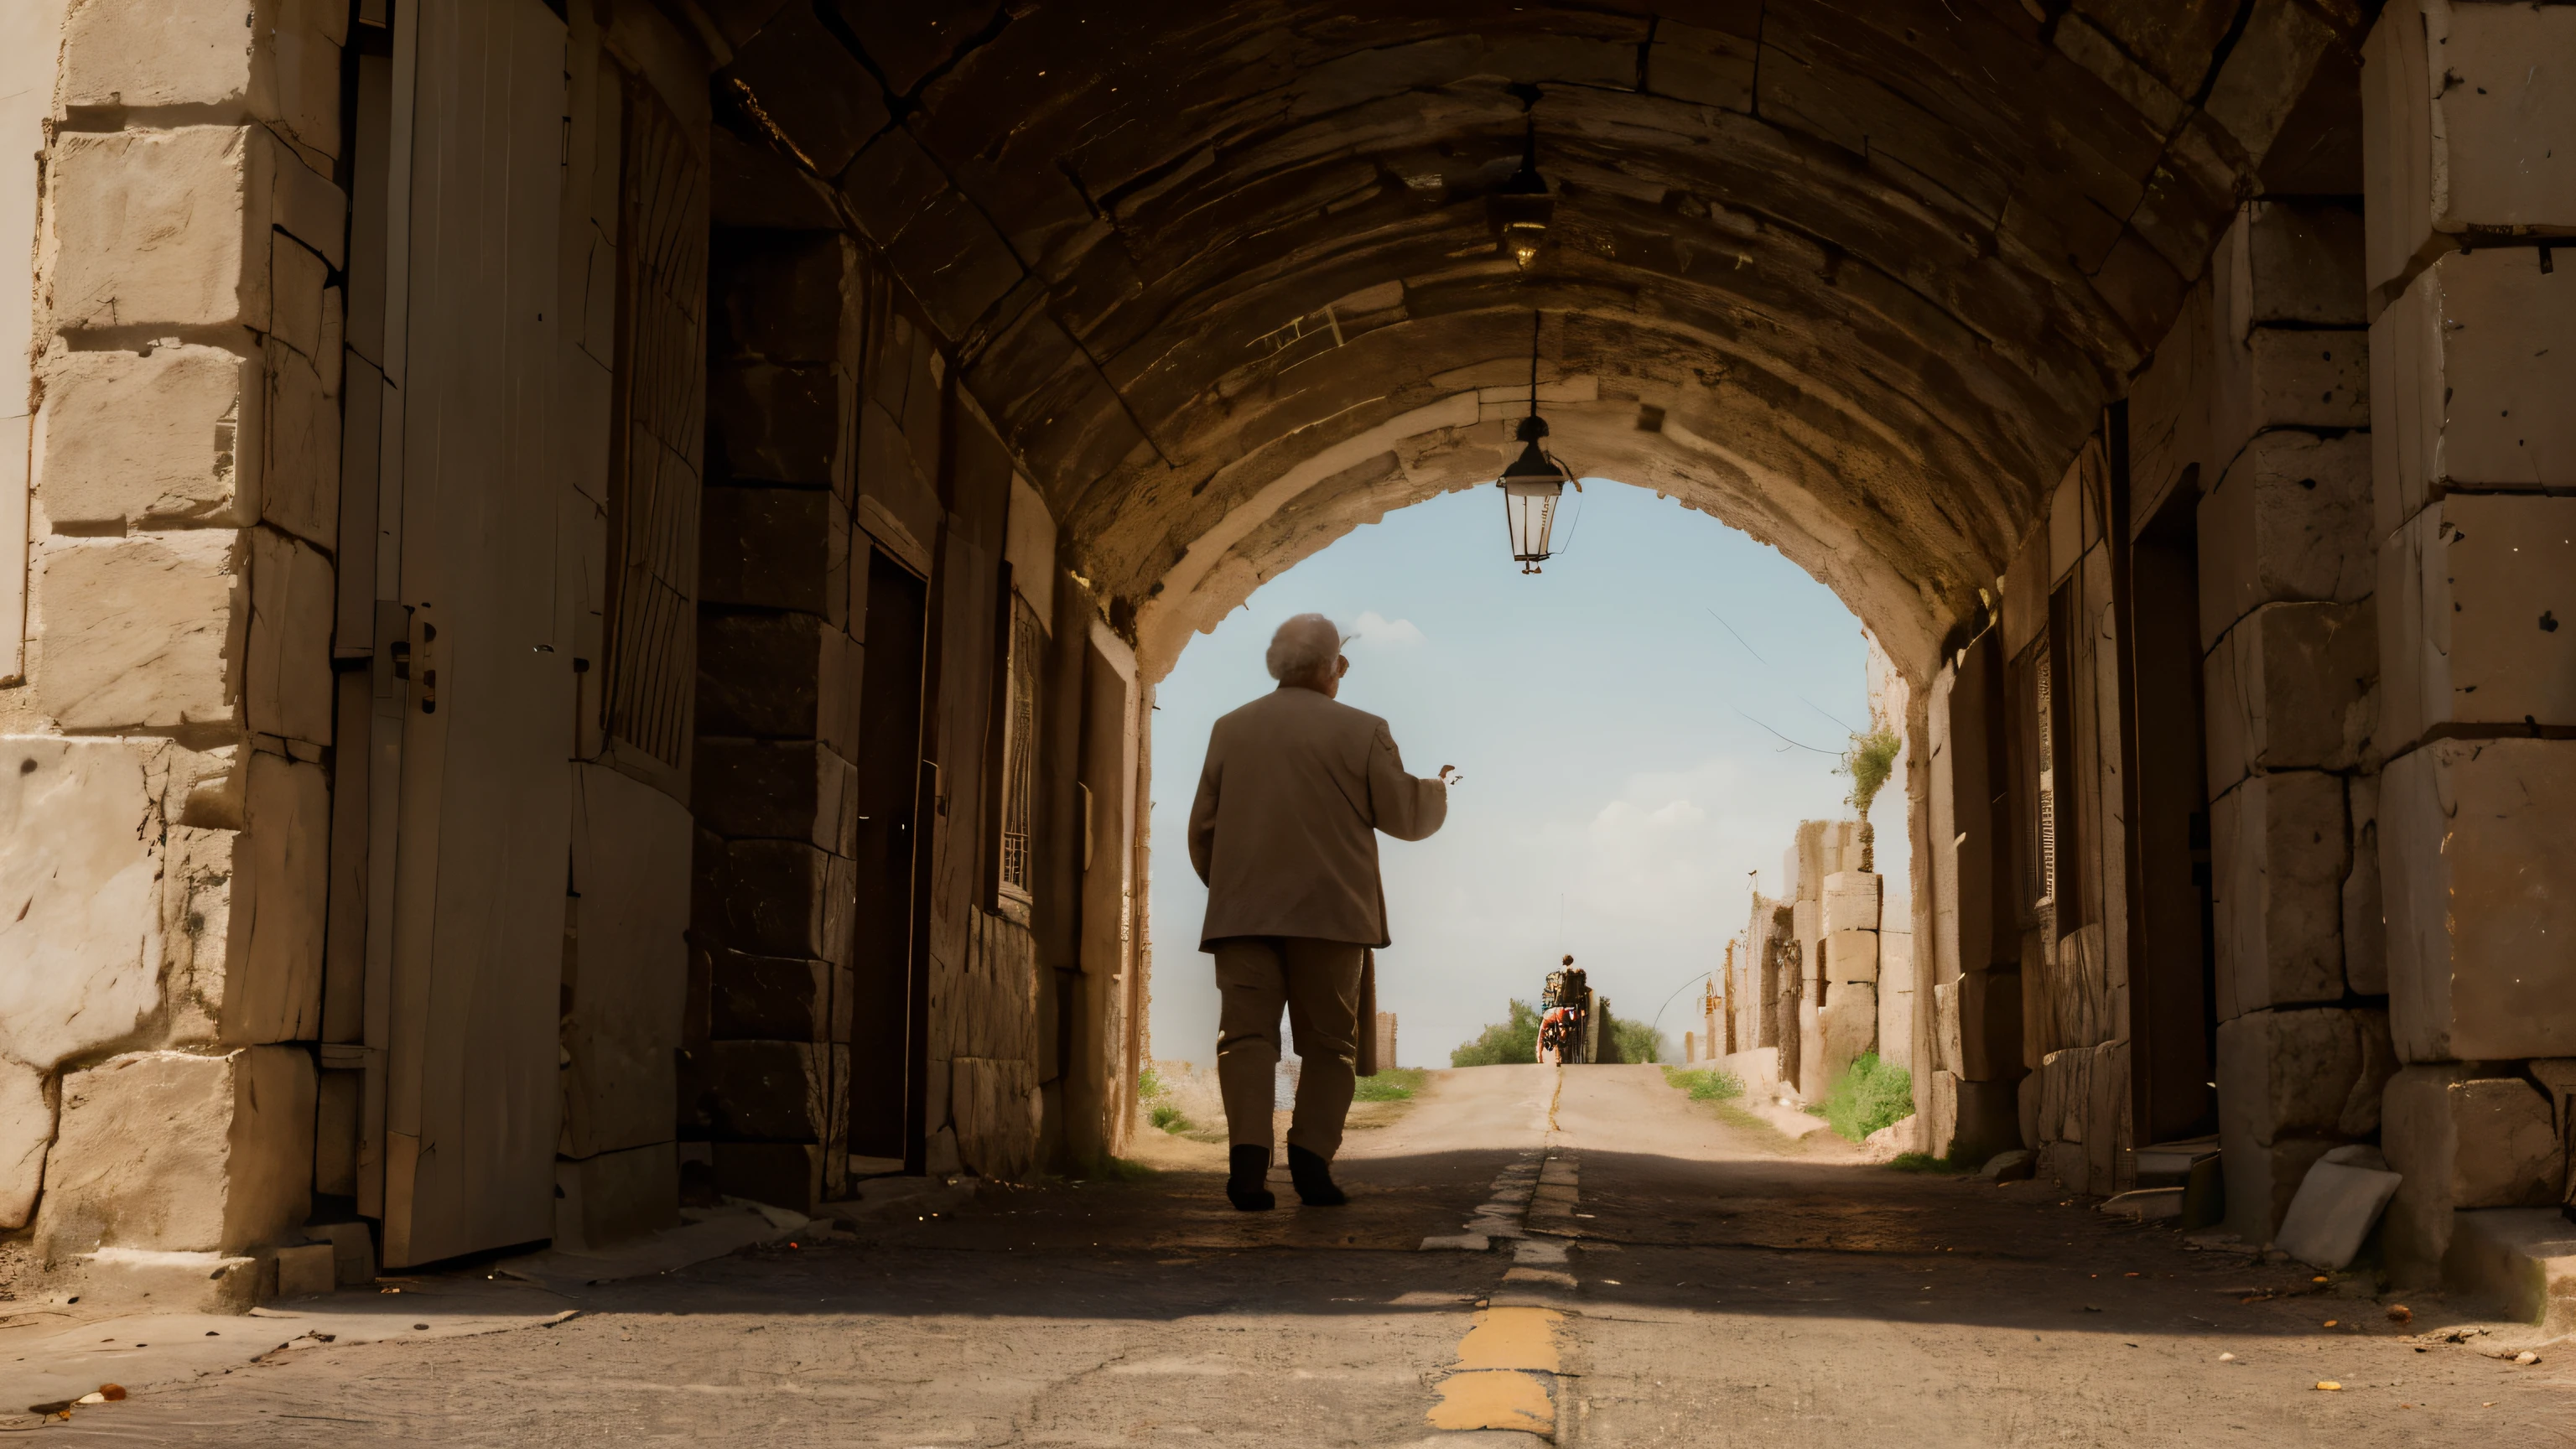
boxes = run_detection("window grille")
[601,78,707,769]
[996,597,1043,900]
[2033,652,2056,911]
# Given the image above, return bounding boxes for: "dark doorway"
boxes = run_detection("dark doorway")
[2130,480,2219,1141]
[849,547,928,1165]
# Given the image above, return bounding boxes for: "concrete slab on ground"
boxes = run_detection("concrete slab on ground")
[4,1277,573,1413]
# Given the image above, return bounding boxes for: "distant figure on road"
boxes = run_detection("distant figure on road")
[1538,956,1585,1065]
[1537,1005,1578,1066]
[1189,613,1452,1211]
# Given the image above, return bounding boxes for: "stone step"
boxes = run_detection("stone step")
[2446,1208,2576,1337]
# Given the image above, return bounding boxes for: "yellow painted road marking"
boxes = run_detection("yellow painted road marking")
[1427,1306,1563,1434]
[1427,1136,1574,1437]
[1427,1369,1554,1434]
[1456,1307,1561,1371]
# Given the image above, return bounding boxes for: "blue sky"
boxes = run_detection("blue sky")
[1145,480,1906,1068]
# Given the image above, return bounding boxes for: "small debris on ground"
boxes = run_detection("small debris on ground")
[2386,1304,2412,1324]
[2314,1380,2341,1391]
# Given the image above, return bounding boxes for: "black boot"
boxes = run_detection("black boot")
[1226,1145,1275,1212]
[1287,1145,1348,1207]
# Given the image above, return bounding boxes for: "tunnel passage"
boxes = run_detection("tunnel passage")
[667,0,2360,1225]
[18,0,2575,1315]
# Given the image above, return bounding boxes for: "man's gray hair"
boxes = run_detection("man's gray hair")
[1265,613,1344,683]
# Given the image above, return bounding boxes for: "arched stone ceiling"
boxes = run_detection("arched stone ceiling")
[706,0,2366,678]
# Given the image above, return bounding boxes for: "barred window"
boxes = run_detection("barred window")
[996,597,1044,900]
[601,77,707,769]
[2033,650,2055,911]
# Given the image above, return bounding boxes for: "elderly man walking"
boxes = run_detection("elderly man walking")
[1188,613,1452,1211]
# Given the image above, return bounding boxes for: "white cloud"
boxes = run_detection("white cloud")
[1348,610,1426,648]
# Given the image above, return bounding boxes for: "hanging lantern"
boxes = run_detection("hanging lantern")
[1497,314,1579,574]
[1488,121,1553,269]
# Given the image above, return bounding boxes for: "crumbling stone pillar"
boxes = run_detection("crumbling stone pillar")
[1817,867,1881,1088]
[2363,0,2576,1282]
[1777,819,1867,1099]
[3,2,350,1299]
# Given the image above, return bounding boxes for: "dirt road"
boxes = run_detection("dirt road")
[8,1064,2564,1445]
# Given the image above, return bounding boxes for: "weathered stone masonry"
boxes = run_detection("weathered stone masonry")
[3,0,2569,1316]
[3,0,1150,1301]
[1913,1,2573,1290]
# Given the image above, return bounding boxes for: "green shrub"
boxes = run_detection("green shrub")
[1353,1066,1427,1102]
[1451,1000,1543,1066]
[1819,1052,1914,1142]
[1137,1067,1166,1102]
[1886,1148,1977,1174]
[1609,1015,1667,1064]
[1658,1065,1744,1101]
[1149,1102,1188,1133]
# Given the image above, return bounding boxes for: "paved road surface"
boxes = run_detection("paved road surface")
[9,1064,2564,1445]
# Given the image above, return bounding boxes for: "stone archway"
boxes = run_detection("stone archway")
[730,1,2353,689]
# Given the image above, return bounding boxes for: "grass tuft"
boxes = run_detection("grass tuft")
[1817,1052,1914,1142]
[1353,1066,1428,1102]
[1659,1064,1745,1101]
[1149,1103,1189,1133]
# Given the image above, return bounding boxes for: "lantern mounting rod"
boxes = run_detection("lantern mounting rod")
[1517,311,1547,445]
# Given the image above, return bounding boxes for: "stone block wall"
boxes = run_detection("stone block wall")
[684,225,871,1212]
[2116,142,2389,1235]
[2363,1,2576,1283]
[1922,630,2028,1164]
[3,1,351,1282]
[683,153,1062,1197]
[2002,442,2140,1198]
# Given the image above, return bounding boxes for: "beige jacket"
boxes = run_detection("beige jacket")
[1188,685,1447,949]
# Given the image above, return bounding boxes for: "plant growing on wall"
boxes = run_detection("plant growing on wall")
[1838,725,1901,870]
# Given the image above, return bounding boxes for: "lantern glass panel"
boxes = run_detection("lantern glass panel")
[1501,479,1562,562]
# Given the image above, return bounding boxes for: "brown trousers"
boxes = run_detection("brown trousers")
[1211,936,1367,1159]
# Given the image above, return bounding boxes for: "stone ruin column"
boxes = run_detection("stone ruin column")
[2362,1,2576,1286]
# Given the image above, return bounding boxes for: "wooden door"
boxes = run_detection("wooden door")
[849,548,927,1166]
[1064,624,1137,1165]
[2130,488,2218,1141]
[375,0,572,1268]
